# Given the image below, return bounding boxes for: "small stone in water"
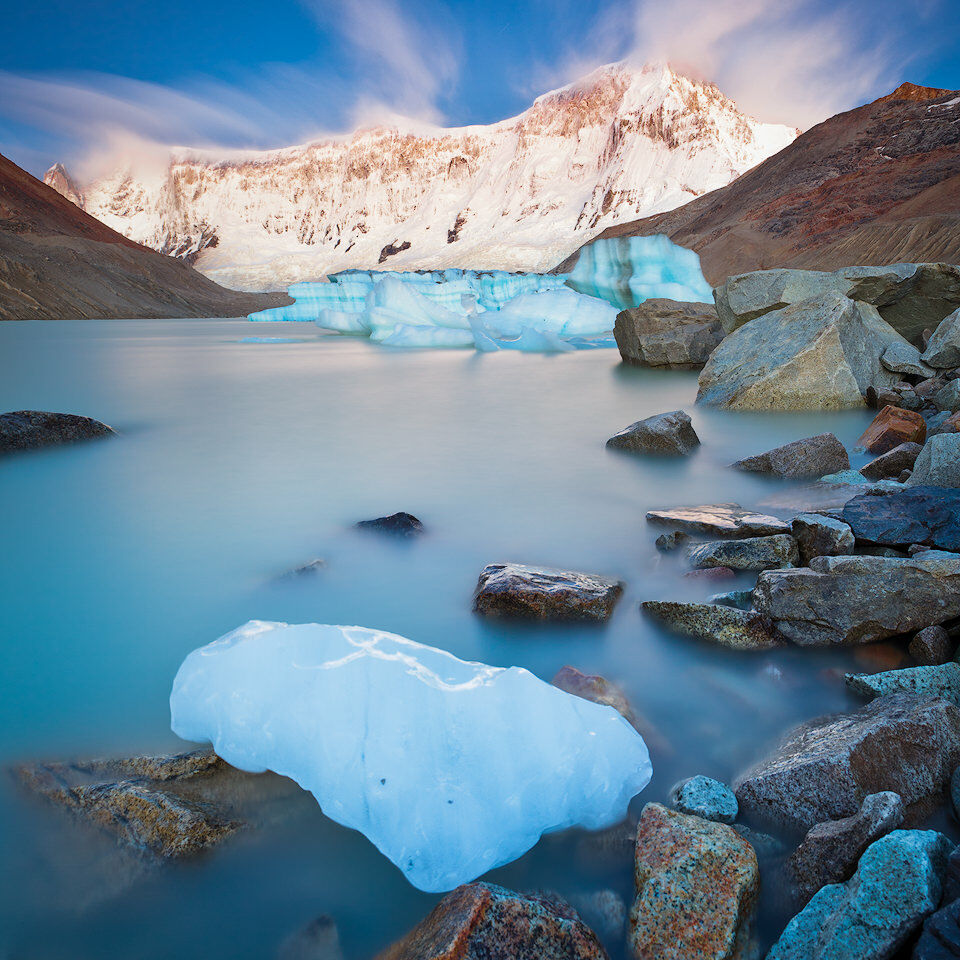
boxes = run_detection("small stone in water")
[669,775,738,823]
[655,530,690,551]
[355,512,424,537]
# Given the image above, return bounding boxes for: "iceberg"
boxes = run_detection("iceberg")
[170,621,652,892]
[484,289,617,337]
[567,235,714,309]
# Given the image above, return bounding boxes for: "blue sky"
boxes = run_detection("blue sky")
[2,0,959,177]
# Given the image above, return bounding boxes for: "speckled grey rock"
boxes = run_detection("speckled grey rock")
[752,551,960,646]
[923,306,960,369]
[881,341,934,378]
[642,601,783,651]
[732,434,850,480]
[473,563,623,621]
[733,694,960,833]
[613,299,722,369]
[709,589,754,610]
[791,514,855,565]
[713,269,845,333]
[908,435,960,488]
[846,662,960,707]
[670,775,738,823]
[859,442,923,481]
[783,792,905,908]
[0,409,117,454]
[687,534,798,572]
[606,409,700,456]
[936,380,960,413]
[910,626,955,666]
[767,829,952,960]
[646,503,791,538]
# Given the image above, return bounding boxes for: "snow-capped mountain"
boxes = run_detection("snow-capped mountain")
[45,63,797,291]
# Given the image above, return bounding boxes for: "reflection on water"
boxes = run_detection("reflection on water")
[0,319,909,958]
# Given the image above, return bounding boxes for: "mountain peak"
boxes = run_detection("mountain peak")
[43,162,84,207]
[877,81,957,103]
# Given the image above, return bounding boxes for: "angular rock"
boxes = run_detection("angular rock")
[783,791,905,908]
[613,299,723,369]
[732,433,849,480]
[355,512,424,537]
[642,601,783,651]
[645,504,791,538]
[923,306,960,368]
[857,405,927,454]
[937,380,960,413]
[910,625,955,665]
[733,694,960,833]
[909,434,960,487]
[881,340,934,378]
[918,376,950,399]
[768,830,953,960]
[708,589,754,610]
[859,441,923,480]
[629,803,758,960]
[606,410,700,456]
[791,514,855,564]
[753,551,960,646]
[846,662,960,707]
[914,897,960,960]
[669,775,738,824]
[843,485,960,550]
[696,295,905,410]
[686,534,798,571]
[473,563,623,621]
[0,409,116,453]
[378,883,607,960]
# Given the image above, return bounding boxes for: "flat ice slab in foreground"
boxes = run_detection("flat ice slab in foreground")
[170,621,652,892]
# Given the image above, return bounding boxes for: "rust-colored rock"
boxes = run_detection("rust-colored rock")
[857,405,927,454]
[376,882,608,960]
[629,803,758,960]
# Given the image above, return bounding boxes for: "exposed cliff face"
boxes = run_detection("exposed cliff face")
[46,62,796,291]
[0,152,288,320]
[558,84,960,286]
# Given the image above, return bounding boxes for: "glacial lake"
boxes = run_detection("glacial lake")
[0,319,930,958]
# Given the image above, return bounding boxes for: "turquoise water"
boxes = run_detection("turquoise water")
[0,319,913,958]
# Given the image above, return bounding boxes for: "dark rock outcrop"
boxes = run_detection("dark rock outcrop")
[842,485,960,551]
[731,433,849,479]
[613,299,722,369]
[606,409,700,456]
[791,514,855,564]
[859,441,923,480]
[686,534,798,571]
[0,410,116,453]
[355,512,424,537]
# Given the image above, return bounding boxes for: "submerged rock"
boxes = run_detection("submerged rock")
[642,601,783,651]
[473,563,623,621]
[859,441,923,480]
[767,830,952,960]
[614,299,722,369]
[355,512,424,537]
[842,485,960,551]
[0,409,116,453]
[731,434,849,480]
[782,792,905,908]
[696,295,904,410]
[606,410,700,456]
[629,803,758,960]
[655,530,690,551]
[377,882,608,960]
[846,662,960,707]
[857,405,927,454]
[687,534,798,572]
[910,625,955,665]
[645,503,790,538]
[277,558,327,580]
[733,694,960,833]
[276,916,345,960]
[570,889,627,942]
[908,434,960,487]
[752,551,960,646]
[669,775,738,824]
[923,306,960,368]
[790,514,855,565]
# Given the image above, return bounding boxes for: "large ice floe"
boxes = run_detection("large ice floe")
[170,621,652,892]
[247,236,712,352]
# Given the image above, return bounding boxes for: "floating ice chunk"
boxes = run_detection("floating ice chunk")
[374,323,476,348]
[239,336,305,343]
[315,309,371,334]
[170,621,652,892]
[568,235,714,309]
[487,289,617,337]
[365,276,472,332]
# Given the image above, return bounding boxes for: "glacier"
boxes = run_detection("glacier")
[169,621,652,892]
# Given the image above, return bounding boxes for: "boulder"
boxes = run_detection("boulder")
[791,514,855,564]
[783,791,905,908]
[857,405,927,454]
[908,434,960,487]
[859,441,923,480]
[376,882,608,960]
[641,601,783,651]
[914,897,960,960]
[669,775,738,824]
[606,410,700,456]
[767,830,953,960]
[936,379,960,413]
[842,485,960,550]
[731,433,849,480]
[910,626,955,665]
[923,306,960,368]
[846,662,960,707]
[473,563,623,621]
[752,551,960,646]
[645,504,791,538]
[0,409,116,453]
[629,803,758,960]
[686,534,798,571]
[733,694,960,833]
[613,299,723,369]
[880,341,934,378]
[355,512,424,537]
[696,295,905,410]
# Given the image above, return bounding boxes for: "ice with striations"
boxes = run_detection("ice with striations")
[170,621,652,892]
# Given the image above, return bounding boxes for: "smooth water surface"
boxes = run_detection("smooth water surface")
[0,320,905,958]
